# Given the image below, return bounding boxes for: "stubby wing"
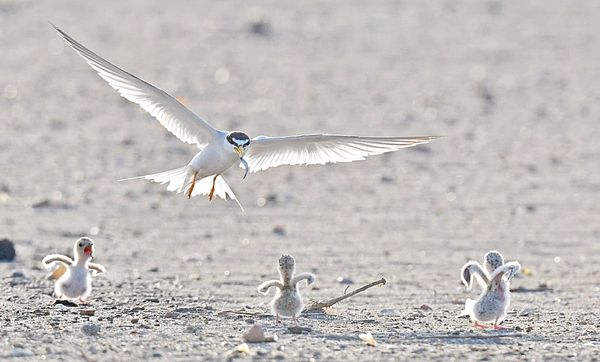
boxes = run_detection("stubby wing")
[243,134,440,173]
[52,24,218,148]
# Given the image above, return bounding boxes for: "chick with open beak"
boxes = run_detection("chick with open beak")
[42,237,106,304]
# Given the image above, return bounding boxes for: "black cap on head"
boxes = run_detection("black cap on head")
[227,132,250,146]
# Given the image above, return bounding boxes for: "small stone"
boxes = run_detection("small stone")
[420,304,432,311]
[131,318,139,324]
[11,347,34,357]
[287,326,311,334]
[243,324,266,343]
[0,238,16,261]
[379,308,400,317]
[273,225,286,236]
[519,307,536,317]
[80,309,96,316]
[82,323,101,336]
[148,267,159,273]
[10,271,26,278]
[248,20,272,37]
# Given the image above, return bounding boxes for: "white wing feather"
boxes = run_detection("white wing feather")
[243,134,440,173]
[52,24,218,148]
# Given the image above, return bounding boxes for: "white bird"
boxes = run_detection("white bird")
[257,255,315,323]
[459,259,521,329]
[52,24,440,211]
[42,237,106,303]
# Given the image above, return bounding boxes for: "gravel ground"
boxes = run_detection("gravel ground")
[1,0,599,360]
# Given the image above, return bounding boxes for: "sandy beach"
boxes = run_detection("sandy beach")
[1,0,599,360]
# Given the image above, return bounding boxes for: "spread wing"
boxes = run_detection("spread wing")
[52,23,218,148]
[243,134,440,173]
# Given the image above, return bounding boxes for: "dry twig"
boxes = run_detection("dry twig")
[305,277,387,312]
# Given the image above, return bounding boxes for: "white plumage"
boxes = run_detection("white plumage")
[257,255,315,323]
[42,237,106,303]
[459,251,521,329]
[52,24,440,210]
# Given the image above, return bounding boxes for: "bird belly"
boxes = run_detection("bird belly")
[56,267,91,299]
[189,146,238,177]
[473,294,505,322]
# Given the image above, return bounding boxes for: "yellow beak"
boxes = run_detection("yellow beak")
[234,146,245,157]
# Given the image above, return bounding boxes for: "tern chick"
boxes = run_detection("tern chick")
[42,237,106,303]
[257,255,315,323]
[459,255,521,329]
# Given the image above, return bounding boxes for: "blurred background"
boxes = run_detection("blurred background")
[1,0,599,314]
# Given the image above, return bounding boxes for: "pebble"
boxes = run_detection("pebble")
[10,271,26,278]
[0,238,16,261]
[80,309,96,316]
[248,20,272,37]
[379,308,400,317]
[11,347,34,357]
[272,225,286,236]
[82,323,101,336]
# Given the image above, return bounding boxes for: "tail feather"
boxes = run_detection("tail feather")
[190,175,244,211]
[119,167,244,211]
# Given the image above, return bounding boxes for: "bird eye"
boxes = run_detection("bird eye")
[78,243,83,247]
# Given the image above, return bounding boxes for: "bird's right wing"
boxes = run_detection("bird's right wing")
[52,24,219,148]
[257,280,283,295]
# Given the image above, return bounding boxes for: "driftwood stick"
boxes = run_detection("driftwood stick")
[305,277,387,312]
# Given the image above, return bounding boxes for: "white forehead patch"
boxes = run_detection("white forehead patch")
[233,138,247,146]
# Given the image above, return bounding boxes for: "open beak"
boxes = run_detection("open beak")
[240,157,249,182]
[84,246,93,257]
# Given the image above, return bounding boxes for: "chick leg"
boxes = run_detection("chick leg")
[276,313,281,324]
[492,319,508,330]
[186,171,198,199]
[208,175,218,201]
[473,321,488,329]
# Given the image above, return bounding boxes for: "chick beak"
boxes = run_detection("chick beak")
[84,246,93,257]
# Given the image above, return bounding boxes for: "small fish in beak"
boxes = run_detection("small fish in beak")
[234,146,244,157]
[240,157,249,182]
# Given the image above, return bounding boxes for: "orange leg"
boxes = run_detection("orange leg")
[208,175,218,200]
[186,171,198,199]
[473,321,488,329]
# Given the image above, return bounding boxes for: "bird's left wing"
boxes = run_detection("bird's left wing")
[243,134,440,173]
[52,24,219,148]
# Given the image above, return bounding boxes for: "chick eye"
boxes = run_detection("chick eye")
[78,243,83,247]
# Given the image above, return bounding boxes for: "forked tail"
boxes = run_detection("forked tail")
[119,166,244,211]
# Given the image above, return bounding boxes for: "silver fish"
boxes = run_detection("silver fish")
[240,157,249,182]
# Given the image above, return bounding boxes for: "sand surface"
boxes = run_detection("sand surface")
[1,0,599,360]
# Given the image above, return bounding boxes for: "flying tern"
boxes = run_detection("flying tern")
[52,24,440,211]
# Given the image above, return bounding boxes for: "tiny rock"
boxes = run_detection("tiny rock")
[11,347,34,357]
[243,324,266,343]
[82,323,101,336]
[0,238,16,261]
[80,309,96,316]
[420,304,432,311]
